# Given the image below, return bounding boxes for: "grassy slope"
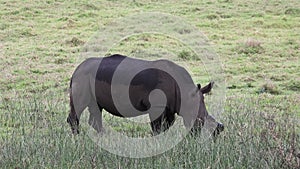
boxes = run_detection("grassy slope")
[0,0,299,96]
[0,0,299,168]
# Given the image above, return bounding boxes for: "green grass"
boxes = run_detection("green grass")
[1,94,299,168]
[0,0,300,168]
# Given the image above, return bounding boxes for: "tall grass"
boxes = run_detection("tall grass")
[0,93,299,168]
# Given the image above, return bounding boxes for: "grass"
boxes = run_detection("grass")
[0,94,299,168]
[0,0,300,168]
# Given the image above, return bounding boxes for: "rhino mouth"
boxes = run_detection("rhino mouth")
[191,119,224,138]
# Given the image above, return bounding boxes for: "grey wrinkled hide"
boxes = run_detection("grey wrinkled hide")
[67,54,224,135]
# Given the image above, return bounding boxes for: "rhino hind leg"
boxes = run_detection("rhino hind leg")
[67,95,80,134]
[88,101,103,133]
[67,82,91,134]
[68,73,95,134]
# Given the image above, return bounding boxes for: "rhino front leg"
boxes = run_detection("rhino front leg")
[164,112,175,130]
[149,109,174,135]
[150,113,164,135]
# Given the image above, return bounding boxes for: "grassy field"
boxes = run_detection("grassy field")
[0,0,300,168]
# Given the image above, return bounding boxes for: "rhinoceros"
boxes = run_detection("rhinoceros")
[67,54,224,136]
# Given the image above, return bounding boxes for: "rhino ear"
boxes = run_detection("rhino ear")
[200,81,214,94]
[197,84,201,90]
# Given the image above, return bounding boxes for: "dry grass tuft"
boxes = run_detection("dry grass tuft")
[238,38,264,55]
[259,80,281,94]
